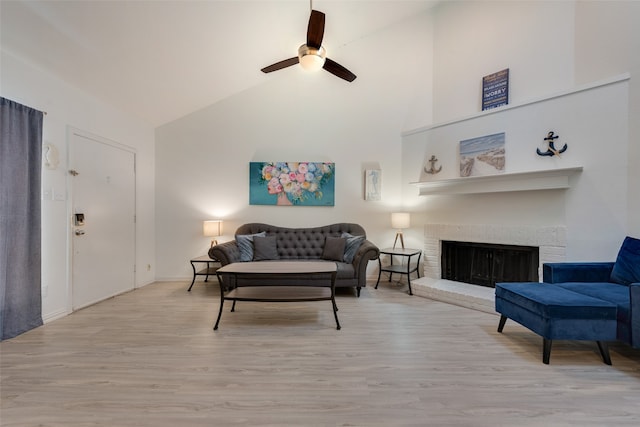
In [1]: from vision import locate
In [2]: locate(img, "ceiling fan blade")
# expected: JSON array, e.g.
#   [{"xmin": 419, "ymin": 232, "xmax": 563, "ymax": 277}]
[
  {"xmin": 307, "ymin": 10, "xmax": 325, "ymax": 48},
  {"xmin": 261, "ymin": 57, "xmax": 299, "ymax": 73},
  {"xmin": 323, "ymin": 58, "xmax": 357, "ymax": 82}
]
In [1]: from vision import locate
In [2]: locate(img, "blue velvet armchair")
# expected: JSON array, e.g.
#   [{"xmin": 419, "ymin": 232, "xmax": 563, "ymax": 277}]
[{"xmin": 543, "ymin": 236, "xmax": 640, "ymax": 348}]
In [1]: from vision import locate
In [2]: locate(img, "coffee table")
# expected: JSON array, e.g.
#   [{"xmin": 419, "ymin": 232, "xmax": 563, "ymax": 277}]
[{"xmin": 214, "ymin": 261, "xmax": 340, "ymax": 330}]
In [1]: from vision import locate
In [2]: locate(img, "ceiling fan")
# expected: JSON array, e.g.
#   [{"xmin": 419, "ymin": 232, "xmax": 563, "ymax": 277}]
[{"xmin": 260, "ymin": 5, "xmax": 357, "ymax": 82}]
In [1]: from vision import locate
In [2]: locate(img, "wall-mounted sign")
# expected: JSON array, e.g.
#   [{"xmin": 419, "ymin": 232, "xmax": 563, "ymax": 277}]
[{"xmin": 482, "ymin": 68, "xmax": 509, "ymax": 111}]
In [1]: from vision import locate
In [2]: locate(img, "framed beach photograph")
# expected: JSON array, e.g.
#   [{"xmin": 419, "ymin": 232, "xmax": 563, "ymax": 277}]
[
  {"xmin": 249, "ymin": 162, "xmax": 335, "ymax": 206},
  {"xmin": 459, "ymin": 132, "xmax": 505, "ymax": 177}
]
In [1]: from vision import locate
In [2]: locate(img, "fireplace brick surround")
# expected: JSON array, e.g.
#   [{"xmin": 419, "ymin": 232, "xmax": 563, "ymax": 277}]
[
  {"xmin": 411, "ymin": 223, "xmax": 567, "ymax": 313},
  {"xmin": 424, "ymin": 223, "xmax": 567, "ymax": 280}
]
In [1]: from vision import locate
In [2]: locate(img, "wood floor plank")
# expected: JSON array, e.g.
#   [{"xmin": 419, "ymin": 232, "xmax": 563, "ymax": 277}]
[{"xmin": 1, "ymin": 280, "xmax": 640, "ymax": 426}]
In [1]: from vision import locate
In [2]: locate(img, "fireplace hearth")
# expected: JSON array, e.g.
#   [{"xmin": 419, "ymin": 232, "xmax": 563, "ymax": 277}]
[{"xmin": 441, "ymin": 241, "xmax": 539, "ymax": 288}]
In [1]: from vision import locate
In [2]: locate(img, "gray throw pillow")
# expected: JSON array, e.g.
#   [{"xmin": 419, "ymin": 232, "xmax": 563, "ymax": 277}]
[
  {"xmin": 236, "ymin": 231, "xmax": 266, "ymax": 262},
  {"xmin": 342, "ymin": 232, "xmax": 365, "ymax": 263},
  {"xmin": 322, "ymin": 236, "xmax": 346, "ymax": 261},
  {"xmin": 253, "ymin": 235, "xmax": 279, "ymax": 261}
]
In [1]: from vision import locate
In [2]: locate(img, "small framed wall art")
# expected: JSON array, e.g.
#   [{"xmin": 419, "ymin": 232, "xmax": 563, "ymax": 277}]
[{"xmin": 364, "ymin": 169, "xmax": 381, "ymax": 201}]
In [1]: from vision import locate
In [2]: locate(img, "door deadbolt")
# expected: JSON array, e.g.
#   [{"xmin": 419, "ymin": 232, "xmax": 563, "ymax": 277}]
[{"xmin": 74, "ymin": 213, "xmax": 85, "ymax": 226}]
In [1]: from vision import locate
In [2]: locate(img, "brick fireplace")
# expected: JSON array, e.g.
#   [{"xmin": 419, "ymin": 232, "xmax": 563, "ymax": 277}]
[{"xmin": 412, "ymin": 223, "xmax": 567, "ymax": 313}]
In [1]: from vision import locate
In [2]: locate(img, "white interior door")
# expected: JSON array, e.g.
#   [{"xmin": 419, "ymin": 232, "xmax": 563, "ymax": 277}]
[{"xmin": 69, "ymin": 129, "xmax": 136, "ymax": 310}]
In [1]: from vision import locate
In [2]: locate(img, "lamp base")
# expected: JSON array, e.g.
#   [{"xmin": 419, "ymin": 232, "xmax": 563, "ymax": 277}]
[
  {"xmin": 393, "ymin": 232, "xmax": 405, "ymax": 249},
  {"xmin": 210, "ymin": 239, "xmax": 218, "ymax": 248}
]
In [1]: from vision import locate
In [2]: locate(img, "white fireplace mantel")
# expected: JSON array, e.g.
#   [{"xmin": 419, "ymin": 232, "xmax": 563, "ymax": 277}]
[{"xmin": 411, "ymin": 166, "xmax": 583, "ymax": 195}]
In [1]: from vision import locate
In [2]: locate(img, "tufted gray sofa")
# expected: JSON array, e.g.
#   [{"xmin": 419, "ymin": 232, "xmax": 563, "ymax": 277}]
[{"xmin": 209, "ymin": 223, "xmax": 379, "ymax": 297}]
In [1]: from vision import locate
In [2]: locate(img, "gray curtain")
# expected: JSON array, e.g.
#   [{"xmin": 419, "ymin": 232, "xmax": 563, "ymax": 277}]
[{"xmin": 0, "ymin": 97, "xmax": 44, "ymax": 340}]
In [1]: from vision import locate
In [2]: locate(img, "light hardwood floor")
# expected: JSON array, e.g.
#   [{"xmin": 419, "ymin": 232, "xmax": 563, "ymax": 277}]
[{"xmin": 2, "ymin": 279, "xmax": 640, "ymax": 426}]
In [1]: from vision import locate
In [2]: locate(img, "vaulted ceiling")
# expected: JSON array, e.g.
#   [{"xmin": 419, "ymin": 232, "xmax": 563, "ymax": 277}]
[{"xmin": 1, "ymin": 0, "xmax": 438, "ymax": 126}]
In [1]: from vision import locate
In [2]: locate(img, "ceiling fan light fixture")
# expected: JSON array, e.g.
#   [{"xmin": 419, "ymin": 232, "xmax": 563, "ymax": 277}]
[{"xmin": 298, "ymin": 44, "xmax": 326, "ymax": 72}]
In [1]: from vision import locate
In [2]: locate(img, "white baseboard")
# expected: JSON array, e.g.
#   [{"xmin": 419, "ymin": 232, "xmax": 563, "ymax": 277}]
[
  {"xmin": 154, "ymin": 276, "xmax": 193, "ymax": 282},
  {"xmin": 43, "ymin": 308, "xmax": 70, "ymax": 323}
]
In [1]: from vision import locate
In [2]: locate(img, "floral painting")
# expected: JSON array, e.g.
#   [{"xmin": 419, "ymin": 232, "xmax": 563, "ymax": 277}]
[{"xmin": 249, "ymin": 162, "xmax": 335, "ymax": 206}]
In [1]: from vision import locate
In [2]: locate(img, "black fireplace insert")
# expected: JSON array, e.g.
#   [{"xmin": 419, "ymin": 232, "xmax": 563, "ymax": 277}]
[{"xmin": 441, "ymin": 240, "xmax": 539, "ymax": 287}]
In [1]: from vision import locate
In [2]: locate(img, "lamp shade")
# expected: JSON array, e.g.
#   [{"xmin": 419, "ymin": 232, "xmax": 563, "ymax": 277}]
[
  {"xmin": 391, "ymin": 212, "xmax": 410, "ymax": 229},
  {"xmin": 203, "ymin": 220, "xmax": 222, "ymax": 237}
]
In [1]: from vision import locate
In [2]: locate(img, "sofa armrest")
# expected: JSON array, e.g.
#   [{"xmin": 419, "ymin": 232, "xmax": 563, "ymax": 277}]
[
  {"xmin": 543, "ymin": 262, "xmax": 615, "ymax": 283},
  {"xmin": 352, "ymin": 240, "xmax": 380, "ymax": 287},
  {"xmin": 208, "ymin": 241, "xmax": 241, "ymax": 266},
  {"xmin": 630, "ymin": 283, "xmax": 640, "ymax": 348}
]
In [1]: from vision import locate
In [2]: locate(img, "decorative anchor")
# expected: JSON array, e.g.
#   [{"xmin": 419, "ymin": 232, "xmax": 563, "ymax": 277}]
[
  {"xmin": 537, "ymin": 131, "xmax": 567, "ymax": 157},
  {"xmin": 424, "ymin": 155, "xmax": 442, "ymax": 174}
]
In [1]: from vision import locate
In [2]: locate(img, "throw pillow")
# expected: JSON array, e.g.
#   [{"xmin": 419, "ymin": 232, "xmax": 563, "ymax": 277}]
[
  {"xmin": 236, "ymin": 231, "xmax": 266, "ymax": 262},
  {"xmin": 322, "ymin": 236, "xmax": 346, "ymax": 261},
  {"xmin": 342, "ymin": 232, "xmax": 365, "ymax": 263},
  {"xmin": 253, "ymin": 235, "xmax": 279, "ymax": 261},
  {"xmin": 610, "ymin": 236, "xmax": 640, "ymax": 285}
]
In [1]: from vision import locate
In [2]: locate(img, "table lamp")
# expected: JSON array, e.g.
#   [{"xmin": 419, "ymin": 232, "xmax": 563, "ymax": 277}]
[
  {"xmin": 203, "ymin": 220, "xmax": 222, "ymax": 248},
  {"xmin": 391, "ymin": 212, "xmax": 410, "ymax": 249}
]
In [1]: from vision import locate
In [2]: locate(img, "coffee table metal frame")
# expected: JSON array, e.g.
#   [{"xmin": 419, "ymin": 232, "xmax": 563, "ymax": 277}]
[{"xmin": 214, "ymin": 261, "xmax": 340, "ymax": 330}]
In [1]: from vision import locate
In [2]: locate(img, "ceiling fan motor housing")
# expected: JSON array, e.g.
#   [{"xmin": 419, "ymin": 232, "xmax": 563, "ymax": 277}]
[{"xmin": 298, "ymin": 44, "xmax": 326, "ymax": 71}]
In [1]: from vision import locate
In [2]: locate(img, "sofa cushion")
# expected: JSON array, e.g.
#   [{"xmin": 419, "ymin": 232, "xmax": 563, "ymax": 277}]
[
  {"xmin": 552, "ymin": 282, "xmax": 631, "ymax": 323},
  {"xmin": 322, "ymin": 237, "xmax": 346, "ymax": 261},
  {"xmin": 253, "ymin": 235, "xmax": 279, "ymax": 261},
  {"xmin": 495, "ymin": 282, "xmax": 617, "ymax": 320},
  {"xmin": 342, "ymin": 232, "xmax": 365, "ymax": 263},
  {"xmin": 236, "ymin": 231, "xmax": 266, "ymax": 262},
  {"xmin": 610, "ymin": 236, "xmax": 640, "ymax": 285}
]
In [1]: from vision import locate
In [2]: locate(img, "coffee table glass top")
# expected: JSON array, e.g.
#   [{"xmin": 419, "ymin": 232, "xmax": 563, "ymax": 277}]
[{"xmin": 217, "ymin": 261, "xmax": 337, "ymax": 274}]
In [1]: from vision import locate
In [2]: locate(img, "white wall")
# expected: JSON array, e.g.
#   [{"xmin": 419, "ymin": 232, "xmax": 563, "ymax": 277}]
[
  {"xmin": 630, "ymin": 1, "xmax": 640, "ymax": 234},
  {"xmin": 154, "ymin": 12, "xmax": 434, "ymax": 280},
  {"xmin": 431, "ymin": 0, "xmax": 575, "ymax": 124},
  {"xmin": 402, "ymin": 0, "xmax": 639, "ymax": 263},
  {"xmin": 1, "ymin": 50, "xmax": 156, "ymax": 321},
  {"xmin": 573, "ymin": 0, "xmax": 640, "ymax": 235}
]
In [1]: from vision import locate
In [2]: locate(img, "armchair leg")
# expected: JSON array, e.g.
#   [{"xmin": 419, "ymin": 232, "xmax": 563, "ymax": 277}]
[
  {"xmin": 596, "ymin": 341, "xmax": 612, "ymax": 365},
  {"xmin": 543, "ymin": 338, "xmax": 552, "ymax": 364},
  {"xmin": 497, "ymin": 315, "xmax": 507, "ymax": 333}
]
